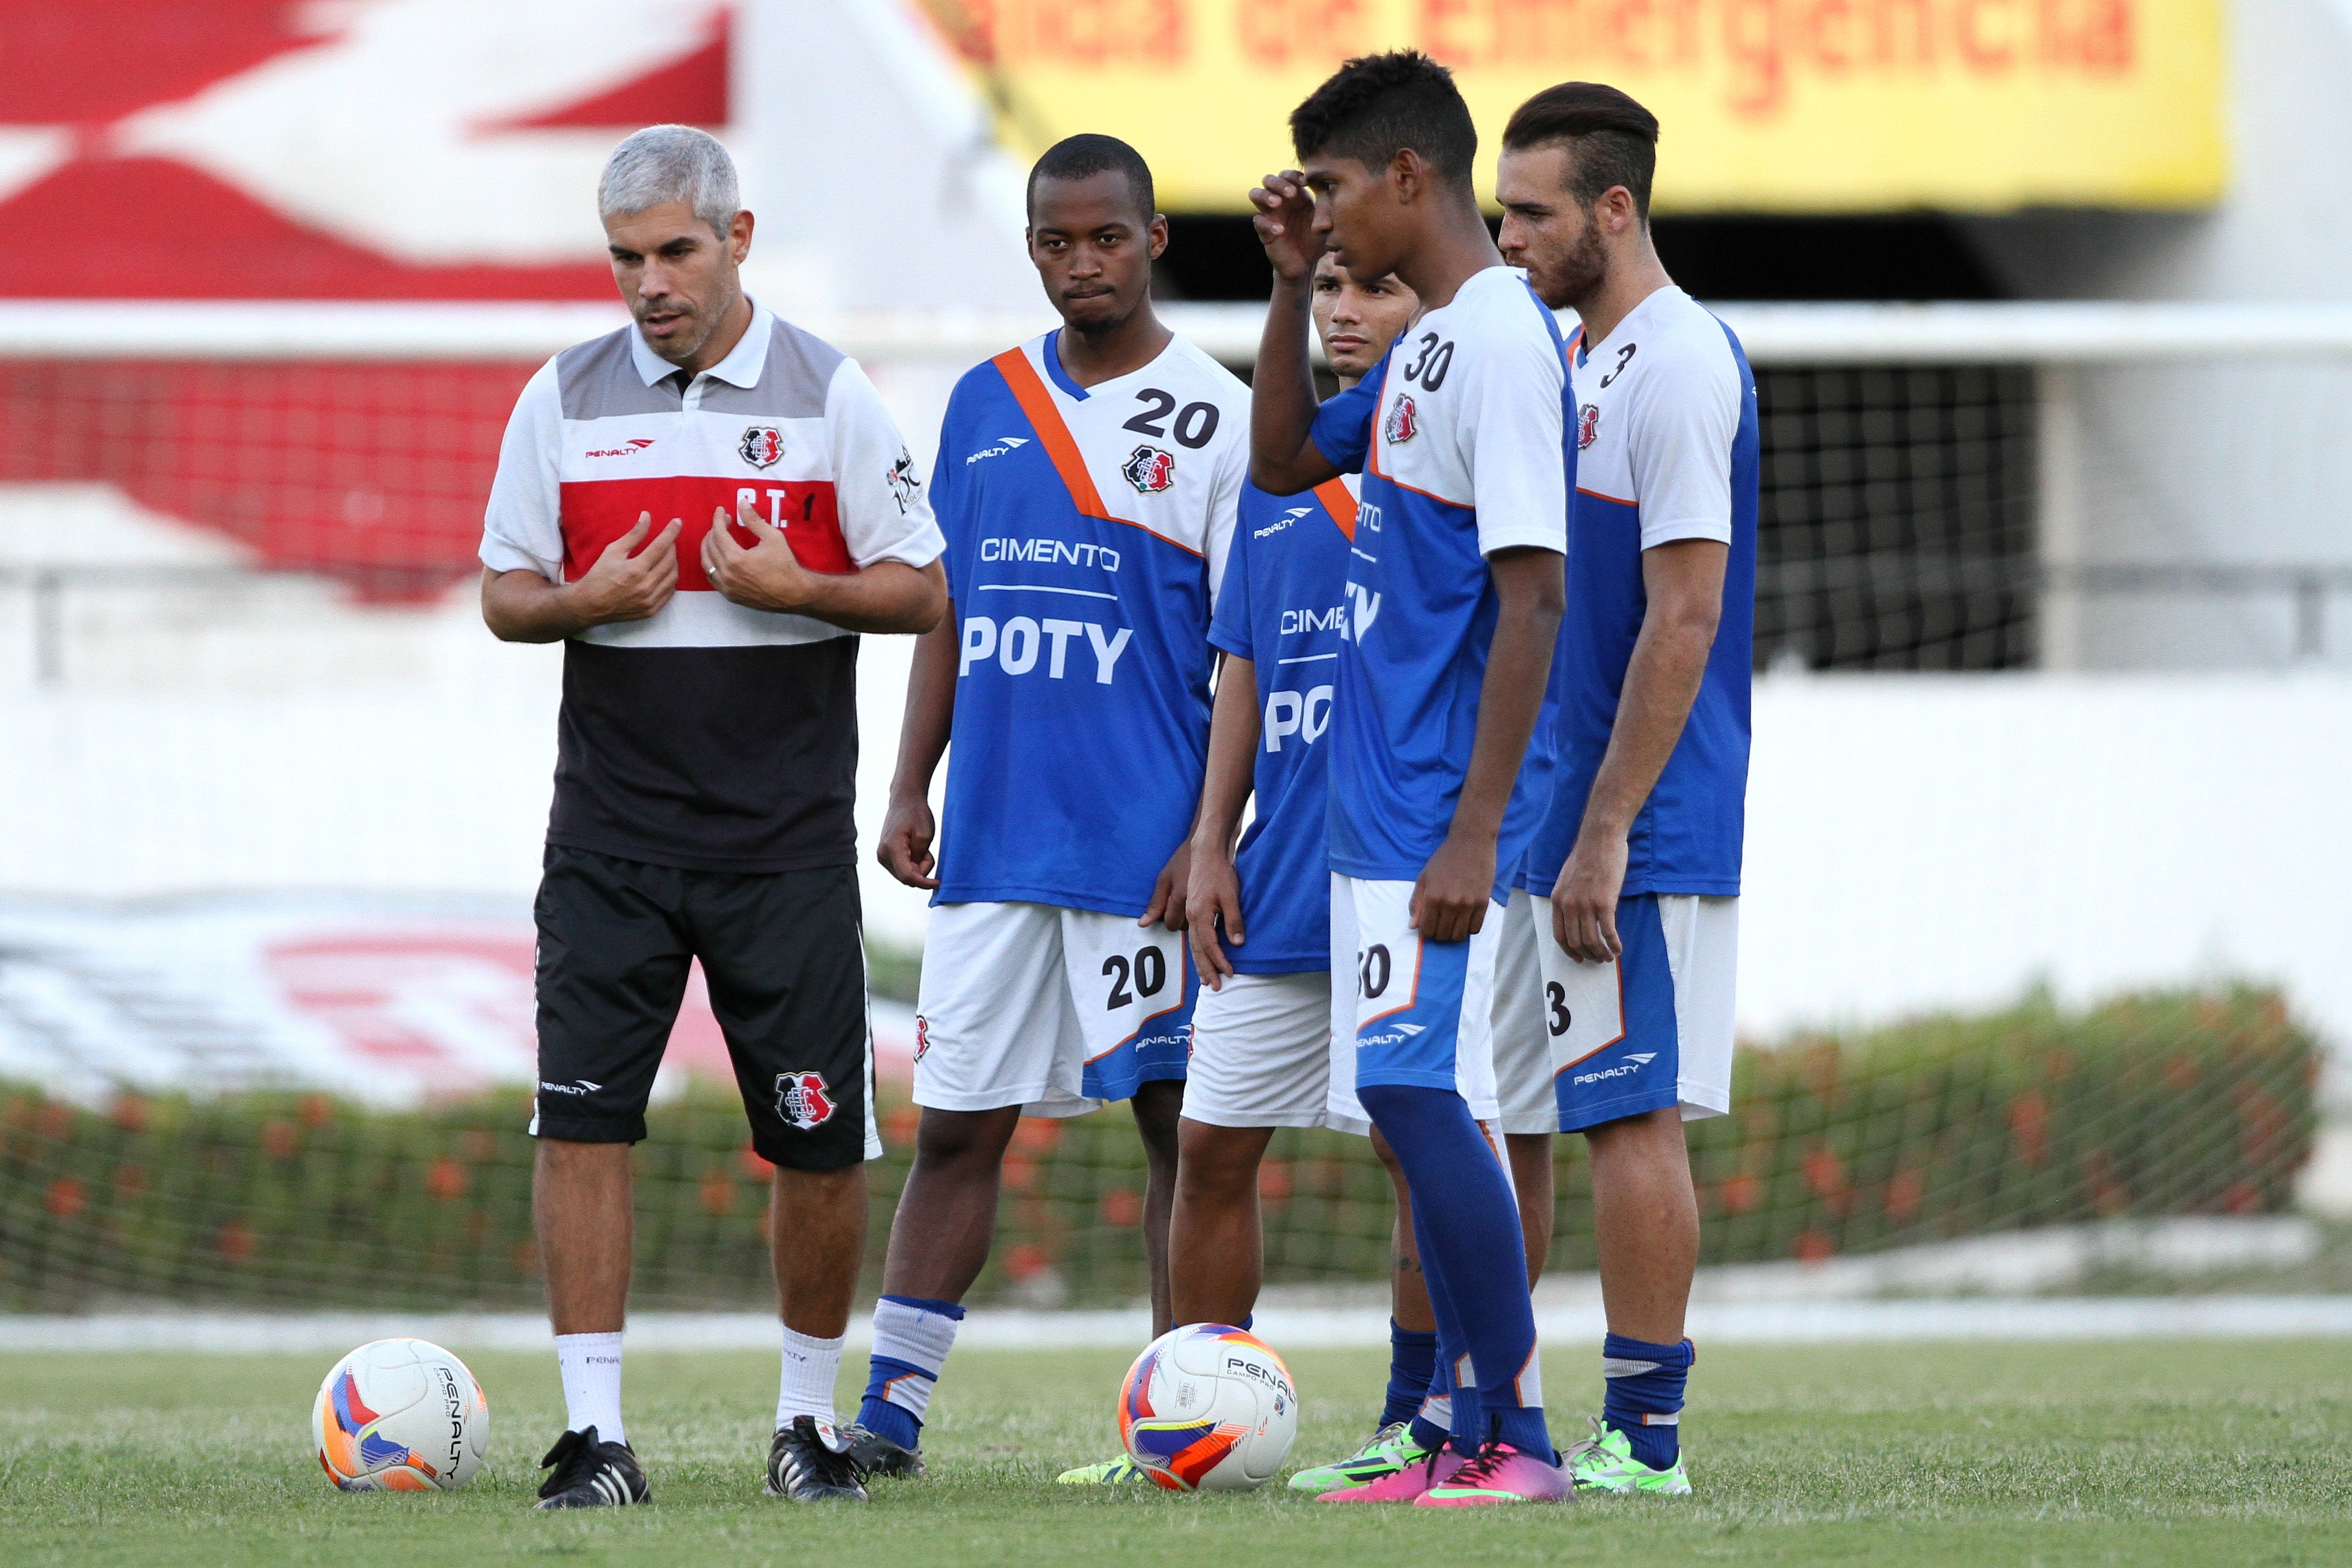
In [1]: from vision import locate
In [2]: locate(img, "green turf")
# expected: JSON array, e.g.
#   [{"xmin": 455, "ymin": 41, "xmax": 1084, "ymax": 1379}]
[{"xmin": 3, "ymin": 1340, "xmax": 2349, "ymax": 1566}]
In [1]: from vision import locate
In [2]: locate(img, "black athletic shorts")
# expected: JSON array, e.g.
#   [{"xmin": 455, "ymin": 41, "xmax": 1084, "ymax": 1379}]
[{"xmin": 528, "ymin": 846, "xmax": 876, "ymax": 1170}]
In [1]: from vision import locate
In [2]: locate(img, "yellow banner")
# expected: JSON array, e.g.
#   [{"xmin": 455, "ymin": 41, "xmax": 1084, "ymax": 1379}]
[{"xmin": 925, "ymin": 0, "xmax": 2225, "ymax": 213}]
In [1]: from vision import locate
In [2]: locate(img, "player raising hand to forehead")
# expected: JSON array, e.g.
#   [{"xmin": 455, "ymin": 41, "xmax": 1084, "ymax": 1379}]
[{"xmin": 1250, "ymin": 51, "xmax": 1574, "ymax": 1508}]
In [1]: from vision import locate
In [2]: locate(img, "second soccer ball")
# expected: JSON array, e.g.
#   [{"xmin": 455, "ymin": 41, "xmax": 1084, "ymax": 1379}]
[{"xmin": 1118, "ymin": 1323, "xmax": 1298, "ymax": 1491}]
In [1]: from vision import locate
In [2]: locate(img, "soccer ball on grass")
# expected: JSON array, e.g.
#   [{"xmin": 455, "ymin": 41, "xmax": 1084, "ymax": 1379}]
[
  {"xmin": 1118, "ymin": 1323, "xmax": 1297, "ymax": 1491},
  {"xmin": 313, "ymin": 1337, "xmax": 489, "ymax": 1491}
]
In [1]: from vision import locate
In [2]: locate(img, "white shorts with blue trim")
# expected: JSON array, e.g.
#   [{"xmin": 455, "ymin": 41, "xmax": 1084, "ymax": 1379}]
[
  {"xmin": 1326, "ymin": 874, "xmax": 1502, "ymax": 1135},
  {"xmin": 914, "ymin": 900, "xmax": 1193, "ymax": 1116},
  {"xmin": 1536, "ymin": 892, "xmax": 1738, "ymax": 1133},
  {"xmin": 1488, "ymin": 888, "xmax": 1567, "ymax": 1136}
]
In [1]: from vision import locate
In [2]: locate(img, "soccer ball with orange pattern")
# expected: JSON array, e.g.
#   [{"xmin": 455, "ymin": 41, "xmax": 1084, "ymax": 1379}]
[
  {"xmin": 313, "ymin": 1337, "xmax": 488, "ymax": 1491},
  {"xmin": 1118, "ymin": 1323, "xmax": 1298, "ymax": 1491}
]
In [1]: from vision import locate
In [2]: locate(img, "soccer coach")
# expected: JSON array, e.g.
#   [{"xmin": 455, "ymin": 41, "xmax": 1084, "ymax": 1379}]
[{"xmin": 478, "ymin": 125, "xmax": 946, "ymax": 1508}]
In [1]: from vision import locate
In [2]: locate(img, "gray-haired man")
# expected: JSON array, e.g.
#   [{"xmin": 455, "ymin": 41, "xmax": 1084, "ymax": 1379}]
[{"xmin": 479, "ymin": 124, "xmax": 947, "ymax": 1506}]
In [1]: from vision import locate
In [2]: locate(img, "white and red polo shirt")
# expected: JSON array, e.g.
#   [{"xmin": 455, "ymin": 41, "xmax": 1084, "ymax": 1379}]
[{"xmin": 481, "ymin": 299, "xmax": 944, "ymax": 873}]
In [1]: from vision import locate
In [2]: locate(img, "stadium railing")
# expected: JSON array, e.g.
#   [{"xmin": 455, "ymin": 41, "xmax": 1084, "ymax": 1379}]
[{"xmin": 5, "ymin": 299, "xmax": 2352, "ymax": 679}]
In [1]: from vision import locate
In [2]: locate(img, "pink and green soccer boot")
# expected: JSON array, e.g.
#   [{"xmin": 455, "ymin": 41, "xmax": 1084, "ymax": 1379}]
[{"xmin": 1414, "ymin": 1440, "xmax": 1570, "ymax": 1506}]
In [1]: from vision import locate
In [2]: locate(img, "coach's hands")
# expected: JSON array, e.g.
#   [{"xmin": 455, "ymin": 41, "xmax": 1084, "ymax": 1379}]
[
  {"xmin": 1549, "ymin": 830, "xmax": 1627, "ymax": 964},
  {"xmin": 564, "ymin": 512, "xmax": 681, "ymax": 625},
  {"xmin": 1411, "ymin": 830, "xmax": 1496, "ymax": 946},
  {"xmin": 1250, "ymin": 170, "xmax": 1324, "ymax": 283},
  {"xmin": 1186, "ymin": 841, "xmax": 1244, "ymax": 990},
  {"xmin": 704, "ymin": 493, "xmax": 823, "ymax": 612},
  {"xmin": 877, "ymin": 790, "xmax": 940, "ymax": 891},
  {"xmin": 1140, "ymin": 842, "xmax": 1191, "ymax": 933}
]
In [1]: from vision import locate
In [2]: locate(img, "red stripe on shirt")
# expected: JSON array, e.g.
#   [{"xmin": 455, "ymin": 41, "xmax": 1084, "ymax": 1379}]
[{"xmin": 559, "ymin": 476, "xmax": 849, "ymax": 586}]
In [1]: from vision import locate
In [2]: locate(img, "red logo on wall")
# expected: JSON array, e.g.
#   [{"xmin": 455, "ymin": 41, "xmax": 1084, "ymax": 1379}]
[{"xmin": 776, "ymin": 1071, "xmax": 836, "ymax": 1131}]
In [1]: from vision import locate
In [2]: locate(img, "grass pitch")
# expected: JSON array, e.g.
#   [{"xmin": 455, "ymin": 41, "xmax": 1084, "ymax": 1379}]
[{"xmin": 2, "ymin": 1338, "xmax": 2349, "ymax": 1567}]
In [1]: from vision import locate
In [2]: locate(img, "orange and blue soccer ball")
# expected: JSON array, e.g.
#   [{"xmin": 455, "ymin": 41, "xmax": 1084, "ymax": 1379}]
[
  {"xmin": 1118, "ymin": 1323, "xmax": 1298, "ymax": 1491},
  {"xmin": 313, "ymin": 1337, "xmax": 489, "ymax": 1491}
]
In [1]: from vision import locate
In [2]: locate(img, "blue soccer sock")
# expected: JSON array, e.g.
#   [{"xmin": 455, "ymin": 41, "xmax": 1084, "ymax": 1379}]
[
  {"xmin": 857, "ymin": 1294, "xmax": 964, "ymax": 1451},
  {"xmin": 1380, "ymin": 1322, "xmax": 1438, "ymax": 1430},
  {"xmin": 1602, "ymin": 1333, "xmax": 1693, "ymax": 1470},
  {"xmin": 1359, "ymin": 1083, "xmax": 1548, "ymax": 1457},
  {"xmin": 1409, "ymin": 1201, "xmax": 1485, "ymax": 1454}
]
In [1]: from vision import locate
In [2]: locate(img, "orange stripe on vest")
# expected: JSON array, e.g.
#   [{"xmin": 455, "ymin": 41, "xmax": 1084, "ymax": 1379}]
[
  {"xmin": 992, "ymin": 347, "xmax": 1114, "ymax": 522},
  {"xmin": 1313, "ymin": 477, "xmax": 1357, "ymax": 540}
]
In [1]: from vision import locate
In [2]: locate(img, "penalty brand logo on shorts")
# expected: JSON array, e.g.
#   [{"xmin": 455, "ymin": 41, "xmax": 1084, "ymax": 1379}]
[
  {"xmin": 1571, "ymin": 1051, "xmax": 1656, "ymax": 1087},
  {"xmin": 775, "ymin": 1071, "xmax": 836, "ymax": 1130},
  {"xmin": 739, "ymin": 425, "xmax": 783, "ymax": 468},
  {"xmin": 1122, "ymin": 444, "xmax": 1175, "ymax": 493}
]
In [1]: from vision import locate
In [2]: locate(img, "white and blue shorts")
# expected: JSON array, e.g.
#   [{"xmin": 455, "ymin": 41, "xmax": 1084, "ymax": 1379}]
[
  {"xmin": 1326, "ymin": 874, "xmax": 1502, "ymax": 1134},
  {"xmin": 1535, "ymin": 892, "xmax": 1739, "ymax": 1133},
  {"xmin": 914, "ymin": 901, "xmax": 1192, "ymax": 1116},
  {"xmin": 1487, "ymin": 888, "xmax": 1569, "ymax": 1136}
]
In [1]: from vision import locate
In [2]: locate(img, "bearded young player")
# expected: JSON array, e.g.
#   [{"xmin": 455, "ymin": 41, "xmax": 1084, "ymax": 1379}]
[
  {"xmin": 1251, "ymin": 51, "xmax": 1573, "ymax": 1506},
  {"xmin": 1498, "ymin": 83, "xmax": 1760, "ymax": 1496},
  {"xmin": 1173, "ymin": 253, "xmax": 1563, "ymax": 1497},
  {"xmin": 851, "ymin": 135, "xmax": 1248, "ymax": 1483}
]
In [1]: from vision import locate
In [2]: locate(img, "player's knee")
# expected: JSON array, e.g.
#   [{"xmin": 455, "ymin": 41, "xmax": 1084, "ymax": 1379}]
[
  {"xmin": 909, "ymin": 1106, "xmax": 1022, "ymax": 1170},
  {"xmin": 1583, "ymin": 1104, "xmax": 1685, "ymax": 1161},
  {"xmin": 1369, "ymin": 1126, "xmax": 1405, "ymax": 1180},
  {"xmin": 1176, "ymin": 1121, "xmax": 1268, "ymax": 1195}
]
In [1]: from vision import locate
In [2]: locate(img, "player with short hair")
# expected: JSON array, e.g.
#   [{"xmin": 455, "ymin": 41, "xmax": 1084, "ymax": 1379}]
[
  {"xmin": 1497, "ymin": 82, "xmax": 1760, "ymax": 1496},
  {"xmin": 1175, "ymin": 253, "xmax": 1563, "ymax": 1496},
  {"xmin": 480, "ymin": 124, "xmax": 947, "ymax": 1508},
  {"xmin": 1250, "ymin": 51, "xmax": 1573, "ymax": 1506},
  {"xmin": 851, "ymin": 134, "xmax": 1249, "ymax": 1483}
]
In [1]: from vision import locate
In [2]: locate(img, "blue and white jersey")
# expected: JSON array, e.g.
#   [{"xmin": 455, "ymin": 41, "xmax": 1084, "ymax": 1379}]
[
  {"xmin": 932, "ymin": 330, "xmax": 1250, "ymax": 916},
  {"xmin": 1523, "ymin": 285, "xmax": 1759, "ymax": 897},
  {"xmin": 1306, "ymin": 266, "xmax": 1572, "ymax": 890},
  {"xmin": 1207, "ymin": 475, "xmax": 1358, "ymax": 972}
]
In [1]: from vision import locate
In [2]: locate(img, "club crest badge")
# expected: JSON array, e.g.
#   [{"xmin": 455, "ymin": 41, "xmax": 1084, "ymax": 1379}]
[
  {"xmin": 740, "ymin": 425, "xmax": 783, "ymax": 468},
  {"xmin": 1578, "ymin": 403, "xmax": 1601, "ymax": 450},
  {"xmin": 1383, "ymin": 395, "xmax": 1418, "ymax": 445},
  {"xmin": 1122, "ymin": 445, "xmax": 1176, "ymax": 494},
  {"xmin": 886, "ymin": 449, "xmax": 920, "ymax": 511},
  {"xmin": 775, "ymin": 1071, "xmax": 836, "ymax": 1131},
  {"xmin": 913, "ymin": 1015, "xmax": 930, "ymax": 1064}
]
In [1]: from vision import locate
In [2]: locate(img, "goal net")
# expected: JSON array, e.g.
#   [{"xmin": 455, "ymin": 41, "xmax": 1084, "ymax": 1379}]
[{"xmin": 0, "ymin": 300, "xmax": 2339, "ymax": 1312}]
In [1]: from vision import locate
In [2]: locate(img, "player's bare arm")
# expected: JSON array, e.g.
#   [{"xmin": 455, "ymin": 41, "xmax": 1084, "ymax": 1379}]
[
  {"xmin": 480, "ymin": 512, "xmax": 682, "ymax": 642},
  {"xmin": 702, "ymin": 494, "xmax": 946, "ymax": 633},
  {"xmin": 877, "ymin": 606, "xmax": 960, "ymax": 890},
  {"xmin": 1551, "ymin": 538, "xmax": 1727, "ymax": 962},
  {"xmin": 1247, "ymin": 172, "xmax": 1342, "ymax": 494},
  {"xmin": 1184, "ymin": 651, "xmax": 1263, "ymax": 987},
  {"xmin": 1413, "ymin": 545, "xmax": 1565, "ymax": 944}
]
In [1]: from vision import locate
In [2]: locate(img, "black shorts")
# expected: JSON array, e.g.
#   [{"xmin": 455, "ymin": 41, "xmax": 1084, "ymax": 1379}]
[{"xmin": 529, "ymin": 846, "xmax": 876, "ymax": 1170}]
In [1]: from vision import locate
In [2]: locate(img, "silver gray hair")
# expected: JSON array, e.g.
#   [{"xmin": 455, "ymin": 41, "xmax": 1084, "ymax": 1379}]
[{"xmin": 598, "ymin": 124, "xmax": 740, "ymax": 236}]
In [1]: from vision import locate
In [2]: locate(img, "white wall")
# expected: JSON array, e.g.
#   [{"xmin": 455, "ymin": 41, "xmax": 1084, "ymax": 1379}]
[
  {"xmin": 1966, "ymin": 0, "xmax": 2352, "ymax": 671},
  {"xmin": 7, "ymin": 586, "xmax": 2348, "ymax": 1051}
]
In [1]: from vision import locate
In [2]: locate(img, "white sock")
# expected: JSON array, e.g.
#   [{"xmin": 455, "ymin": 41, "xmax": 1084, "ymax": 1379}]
[
  {"xmin": 778, "ymin": 1325, "xmax": 847, "ymax": 1435},
  {"xmin": 869, "ymin": 1296, "xmax": 964, "ymax": 1427},
  {"xmin": 556, "ymin": 1331, "xmax": 625, "ymax": 1444}
]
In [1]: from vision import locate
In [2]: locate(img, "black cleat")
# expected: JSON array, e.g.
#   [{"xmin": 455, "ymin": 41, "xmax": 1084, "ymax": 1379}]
[
  {"xmin": 766, "ymin": 1415, "xmax": 869, "ymax": 1501},
  {"xmin": 535, "ymin": 1425, "xmax": 649, "ymax": 1509},
  {"xmin": 841, "ymin": 1422, "xmax": 926, "ymax": 1478}
]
